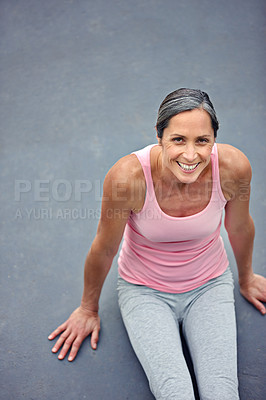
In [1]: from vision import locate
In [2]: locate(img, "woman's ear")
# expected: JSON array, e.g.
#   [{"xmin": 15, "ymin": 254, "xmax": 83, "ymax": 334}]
[
  {"xmin": 157, "ymin": 135, "xmax": 162, "ymax": 146},
  {"xmin": 155, "ymin": 126, "xmax": 162, "ymax": 145}
]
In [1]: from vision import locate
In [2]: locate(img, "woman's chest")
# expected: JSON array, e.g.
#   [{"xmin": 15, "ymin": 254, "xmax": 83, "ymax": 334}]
[{"xmin": 153, "ymin": 179, "xmax": 213, "ymax": 217}]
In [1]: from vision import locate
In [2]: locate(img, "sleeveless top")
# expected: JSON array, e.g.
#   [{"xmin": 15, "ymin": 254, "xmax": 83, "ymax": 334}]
[{"xmin": 118, "ymin": 143, "xmax": 229, "ymax": 293}]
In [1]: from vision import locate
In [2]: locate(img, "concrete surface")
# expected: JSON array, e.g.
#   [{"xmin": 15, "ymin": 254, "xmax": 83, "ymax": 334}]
[{"xmin": 0, "ymin": 0, "xmax": 265, "ymax": 399}]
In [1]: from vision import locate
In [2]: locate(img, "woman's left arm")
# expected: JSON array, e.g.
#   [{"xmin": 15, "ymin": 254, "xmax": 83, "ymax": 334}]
[{"xmin": 224, "ymin": 150, "xmax": 266, "ymax": 315}]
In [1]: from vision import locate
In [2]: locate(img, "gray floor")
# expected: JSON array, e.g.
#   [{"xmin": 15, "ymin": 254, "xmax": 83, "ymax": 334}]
[{"xmin": 1, "ymin": 0, "xmax": 265, "ymax": 399}]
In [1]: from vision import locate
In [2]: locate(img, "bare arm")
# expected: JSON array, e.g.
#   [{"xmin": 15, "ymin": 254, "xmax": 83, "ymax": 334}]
[
  {"xmin": 224, "ymin": 149, "xmax": 266, "ymax": 314},
  {"xmin": 80, "ymin": 174, "xmax": 132, "ymax": 313},
  {"xmin": 48, "ymin": 155, "xmax": 143, "ymax": 360}
]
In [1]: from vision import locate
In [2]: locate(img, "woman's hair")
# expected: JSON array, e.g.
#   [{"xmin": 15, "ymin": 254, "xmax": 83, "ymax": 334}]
[{"xmin": 156, "ymin": 88, "xmax": 219, "ymax": 138}]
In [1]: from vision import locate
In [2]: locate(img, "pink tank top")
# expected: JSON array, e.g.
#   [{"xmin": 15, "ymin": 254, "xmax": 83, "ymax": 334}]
[{"xmin": 118, "ymin": 143, "xmax": 229, "ymax": 293}]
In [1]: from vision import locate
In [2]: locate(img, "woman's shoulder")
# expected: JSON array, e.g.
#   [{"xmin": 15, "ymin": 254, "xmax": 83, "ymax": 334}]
[
  {"xmin": 216, "ymin": 143, "xmax": 252, "ymax": 200},
  {"xmin": 217, "ymin": 143, "xmax": 252, "ymax": 180},
  {"xmin": 106, "ymin": 152, "xmax": 145, "ymax": 182},
  {"xmin": 103, "ymin": 152, "xmax": 146, "ymax": 210}
]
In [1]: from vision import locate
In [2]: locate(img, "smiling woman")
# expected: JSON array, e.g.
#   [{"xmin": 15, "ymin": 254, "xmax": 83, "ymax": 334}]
[
  {"xmin": 49, "ymin": 88, "xmax": 266, "ymax": 400},
  {"xmin": 157, "ymin": 108, "xmax": 215, "ymax": 184}
]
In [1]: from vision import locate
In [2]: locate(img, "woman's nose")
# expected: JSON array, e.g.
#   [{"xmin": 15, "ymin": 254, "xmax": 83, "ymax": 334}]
[{"xmin": 183, "ymin": 145, "xmax": 197, "ymax": 162}]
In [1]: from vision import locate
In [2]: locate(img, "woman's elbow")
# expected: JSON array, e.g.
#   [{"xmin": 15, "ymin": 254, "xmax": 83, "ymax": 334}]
[{"xmin": 225, "ymin": 214, "xmax": 255, "ymax": 237}]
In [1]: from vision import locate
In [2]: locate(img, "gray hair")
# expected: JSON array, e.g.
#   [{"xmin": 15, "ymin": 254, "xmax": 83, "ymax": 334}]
[{"xmin": 156, "ymin": 88, "xmax": 219, "ymax": 138}]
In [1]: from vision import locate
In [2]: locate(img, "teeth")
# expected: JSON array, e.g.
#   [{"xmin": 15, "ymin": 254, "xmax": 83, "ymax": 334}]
[{"xmin": 178, "ymin": 162, "xmax": 199, "ymax": 171}]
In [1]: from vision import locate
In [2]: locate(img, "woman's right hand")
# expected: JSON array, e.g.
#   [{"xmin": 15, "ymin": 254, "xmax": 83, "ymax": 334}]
[{"xmin": 48, "ymin": 306, "xmax": 100, "ymax": 361}]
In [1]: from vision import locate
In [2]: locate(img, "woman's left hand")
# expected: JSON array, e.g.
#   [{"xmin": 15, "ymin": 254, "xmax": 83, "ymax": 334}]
[{"xmin": 240, "ymin": 273, "xmax": 266, "ymax": 315}]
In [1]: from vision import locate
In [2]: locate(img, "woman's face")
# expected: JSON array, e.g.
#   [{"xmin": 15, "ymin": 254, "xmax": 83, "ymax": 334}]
[{"xmin": 157, "ymin": 108, "xmax": 215, "ymax": 184}]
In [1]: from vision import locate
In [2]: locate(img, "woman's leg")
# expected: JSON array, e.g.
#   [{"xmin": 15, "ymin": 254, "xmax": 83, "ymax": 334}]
[
  {"xmin": 182, "ymin": 269, "xmax": 239, "ymax": 400},
  {"xmin": 117, "ymin": 278, "xmax": 195, "ymax": 400}
]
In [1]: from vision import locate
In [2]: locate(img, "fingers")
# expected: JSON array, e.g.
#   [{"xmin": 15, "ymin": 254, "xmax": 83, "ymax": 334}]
[
  {"xmin": 68, "ymin": 337, "xmax": 84, "ymax": 361},
  {"xmin": 240, "ymin": 280, "xmax": 266, "ymax": 315},
  {"xmin": 51, "ymin": 328, "xmax": 71, "ymax": 357},
  {"xmin": 91, "ymin": 327, "xmax": 100, "ymax": 350},
  {"xmin": 52, "ymin": 332, "xmax": 96, "ymax": 361},
  {"xmin": 50, "ymin": 329, "xmax": 99, "ymax": 361},
  {"xmin": 249, "ymin": 297, "xmax": 266, "ymax": 315},
  {"xmin": 48, "ymin": 322, "xmax": 68, "ymax": 340},
  {"xmin": 51, "ymin": 331, "xmax": 82, "ymax": 361},
  {"xmin": 58, "ymin": 333, "xmax": 77, "ymax": 361}
]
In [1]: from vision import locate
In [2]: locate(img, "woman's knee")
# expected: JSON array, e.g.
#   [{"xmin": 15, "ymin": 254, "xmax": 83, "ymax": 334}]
[
  {"xmin": 151, "ymin": 375, "xmax": 195, "ymax": 400},
  {"xmin": 198, "ymin": 377, "xmax": 239, "ymax": 400}
]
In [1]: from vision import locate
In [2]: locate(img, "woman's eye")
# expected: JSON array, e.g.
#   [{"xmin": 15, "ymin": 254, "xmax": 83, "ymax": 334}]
[
  {"xmin": 198, "ymin": 138, "xmax": 209, "ymax": 143},
  {"xmin": 173, "ymin": 137, "xmax": 183, "ymax": 143},
  {"xmin": 172, "ymin": 137, "xmax": 209, "ymax": 144}
]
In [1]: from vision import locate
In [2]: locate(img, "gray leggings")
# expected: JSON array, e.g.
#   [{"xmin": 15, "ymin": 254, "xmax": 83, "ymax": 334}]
[{"xmin": 117, "ymin": 267, "xmax": 239, "ymax": 400}]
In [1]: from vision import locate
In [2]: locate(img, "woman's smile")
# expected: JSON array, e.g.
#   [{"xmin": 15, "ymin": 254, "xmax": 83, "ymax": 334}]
[{"xmin": 176, "ymin": 161, "xmax": 200, "ymax": 172}]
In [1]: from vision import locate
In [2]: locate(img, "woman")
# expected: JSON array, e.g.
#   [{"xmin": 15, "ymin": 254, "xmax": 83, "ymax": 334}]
[{"xmin": 49, "ymin": 88, "xmax": 266, "ymax": 399}]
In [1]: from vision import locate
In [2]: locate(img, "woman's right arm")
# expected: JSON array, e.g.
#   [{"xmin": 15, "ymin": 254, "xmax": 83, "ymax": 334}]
[{"xmin": 48, "ymin": 155, "xmax": 141, "ymax": 361}]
